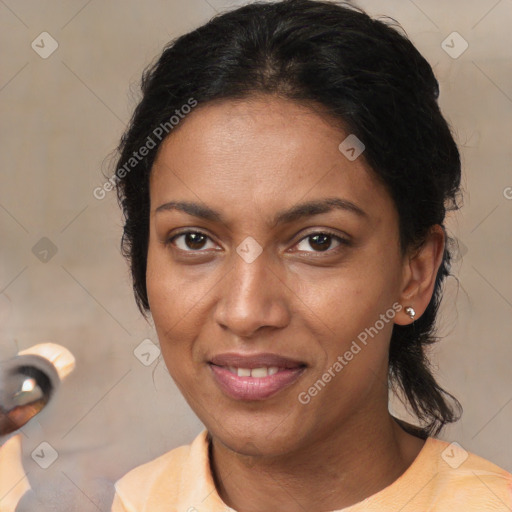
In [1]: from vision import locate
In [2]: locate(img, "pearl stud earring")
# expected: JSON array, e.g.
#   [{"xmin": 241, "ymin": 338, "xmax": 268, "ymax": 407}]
[{"xmin": 404, "ymin": 306, "xmax": 416, "ymax": 320}]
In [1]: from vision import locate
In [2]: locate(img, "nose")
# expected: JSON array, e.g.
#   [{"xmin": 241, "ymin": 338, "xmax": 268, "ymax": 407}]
[{"xmin": 213, "ymin": 250, "xmax": 291, "ymax": 338}]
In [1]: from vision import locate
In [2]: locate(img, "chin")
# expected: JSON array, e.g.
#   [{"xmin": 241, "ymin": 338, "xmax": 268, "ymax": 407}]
[{"xmin": 207, "ymin": 412, "xmax": 309, "ymax": 458}]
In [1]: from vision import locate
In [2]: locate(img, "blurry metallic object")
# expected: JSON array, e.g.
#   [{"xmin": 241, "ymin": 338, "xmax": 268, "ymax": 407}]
[
  {"xmin": 0, "ymin": 343, "xmax": 75, "ymax": 511},
  {"xmin": 0, "ymin": 343, "xmax": 75, "ymax": 436}
]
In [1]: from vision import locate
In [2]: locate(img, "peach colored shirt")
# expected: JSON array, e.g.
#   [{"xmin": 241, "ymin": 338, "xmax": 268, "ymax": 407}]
[
  {"xmin": 0, "ymin": 434, "xmax": 31, "ymax": 511},
  {"xmin": 111, "ymin": 429, "xmax": 512, "ymax": 511}
]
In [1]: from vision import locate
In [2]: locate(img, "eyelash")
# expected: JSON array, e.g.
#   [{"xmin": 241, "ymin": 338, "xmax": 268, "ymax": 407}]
[{"xmin": 166, "ymin": 229, "xmax": 350, "ymax": 255}]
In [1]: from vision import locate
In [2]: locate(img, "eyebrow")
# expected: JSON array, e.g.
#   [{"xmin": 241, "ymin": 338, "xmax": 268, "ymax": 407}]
[{"xmin": 155, "ymin": 197, "xmax": 367, "ymax": 227}]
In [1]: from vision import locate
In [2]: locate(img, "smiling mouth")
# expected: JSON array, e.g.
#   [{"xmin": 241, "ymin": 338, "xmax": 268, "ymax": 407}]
[{"xmin": 208, "ymin": 362, "xmax": 307, "ymax": 401}]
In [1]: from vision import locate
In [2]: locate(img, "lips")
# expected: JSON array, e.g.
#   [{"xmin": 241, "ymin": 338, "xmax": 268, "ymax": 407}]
[{"xmin": 208, "ymin": 352, "xmax": 307, "ymax": 401}]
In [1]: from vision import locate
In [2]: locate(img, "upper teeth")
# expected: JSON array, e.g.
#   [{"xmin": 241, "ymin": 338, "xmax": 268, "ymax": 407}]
[{"xmin": 229, "ymin": 367, "xmax": 279, "ymax": 377}]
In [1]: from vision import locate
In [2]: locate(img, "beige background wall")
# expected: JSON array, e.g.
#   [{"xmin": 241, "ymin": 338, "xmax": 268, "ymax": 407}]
[{"xmin": 0, "ymin": 0, "xmax": 511, "ymax": 510}]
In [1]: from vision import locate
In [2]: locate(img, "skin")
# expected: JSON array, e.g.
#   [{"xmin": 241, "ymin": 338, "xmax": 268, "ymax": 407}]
[{"xmin": 146, "ymin": 95, "xmax": 445, "ymax": 511}]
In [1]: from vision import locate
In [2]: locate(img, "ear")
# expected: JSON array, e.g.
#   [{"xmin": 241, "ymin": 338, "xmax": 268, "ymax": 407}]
[{"xmin": 395, "ymin": 225, "xmax": 445, "ymax": 326}]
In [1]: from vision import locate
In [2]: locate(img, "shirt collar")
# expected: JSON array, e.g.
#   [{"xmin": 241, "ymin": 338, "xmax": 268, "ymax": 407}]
[{"xmin": 176, "ymin": 429, "xmax": 236, "ymax": 512}]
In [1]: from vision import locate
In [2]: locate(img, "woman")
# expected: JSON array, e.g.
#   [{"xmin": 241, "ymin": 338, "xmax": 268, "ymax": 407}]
[{"xmin": 110, "ymin": 1, "xmax": 512, "ymax": 510}]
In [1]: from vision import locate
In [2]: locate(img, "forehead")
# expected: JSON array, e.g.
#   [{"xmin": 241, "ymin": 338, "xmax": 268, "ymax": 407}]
[{"xmin": 149, "ymin": 95, "xmax": 395, "ymax": 226}]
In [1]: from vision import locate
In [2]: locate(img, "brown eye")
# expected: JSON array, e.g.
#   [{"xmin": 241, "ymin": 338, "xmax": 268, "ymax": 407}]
[
  {"xmin": 295, "ymin": 231, "xmax": 348, "ymax": 254},
  {"xmin": 308, "ymin": 233, "xmax": 332, "ymax": 252},
  {"xmin": 168, "ymin": 231, "xmax": 216, "ymax": 251}
]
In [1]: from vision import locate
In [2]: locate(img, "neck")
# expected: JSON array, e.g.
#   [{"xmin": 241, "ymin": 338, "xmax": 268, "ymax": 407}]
[{"xmin": 209, "ymin": 413, "xmax": 426, "ymax": 512}]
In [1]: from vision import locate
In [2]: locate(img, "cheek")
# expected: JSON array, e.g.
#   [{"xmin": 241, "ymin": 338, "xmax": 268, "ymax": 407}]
[
  {"xmin": 146, "ymin": 242, "xmax": 208, "ymax": 331},
  {"xmin": 146, "ymin": 252, "xmax": 176, "ymax": 333},
  {"xmin": 303, "ymin": 258, "xmax": 398, "ymax": 327},
  {"xmin": 146, "ymin": 247, "xmax": 195, "ymax": 373},
  {"xmin": 300, "ymin": 282, "xmax": 398, "ymax": 412},
  {"xmin": 302, "ymin": 249, "xmax": 401, "ymax": 367},
  {"xmin": 314, "ymin": 287, "xmax": 393, "ymax": 372}
]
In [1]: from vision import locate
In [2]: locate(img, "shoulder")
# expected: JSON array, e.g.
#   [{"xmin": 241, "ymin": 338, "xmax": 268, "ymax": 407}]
[
  {"xmin": 426, "ymin": 438, "xmax": 512, "ymax": 507},
  {"xmin": 361, "ymin": 436, "xmax": 512, "ymax": 511},
  {"xmin": 114, "ymin": 443, "xmax": 190, "ymax": 494},
  {"xmin": 112, "ymin": 430, "xmax": 206, "ymax": 511}
]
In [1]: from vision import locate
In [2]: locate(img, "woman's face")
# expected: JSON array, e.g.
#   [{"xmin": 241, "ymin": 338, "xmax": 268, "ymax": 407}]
[{"xmin": 147, "ymin": 95, "xmax": 409, "ymax": 456}]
